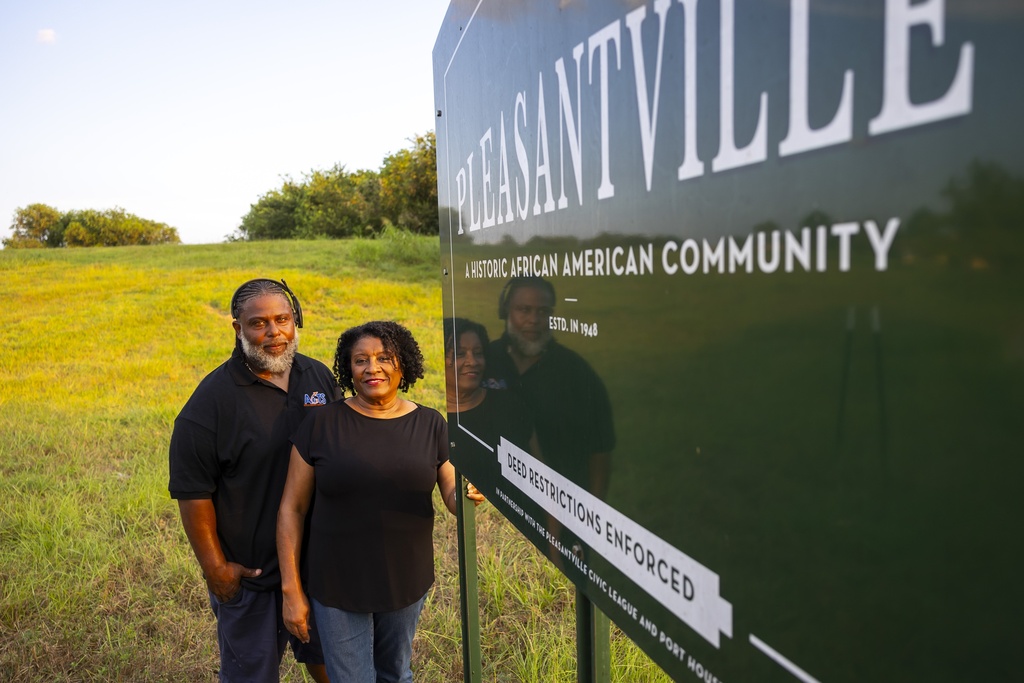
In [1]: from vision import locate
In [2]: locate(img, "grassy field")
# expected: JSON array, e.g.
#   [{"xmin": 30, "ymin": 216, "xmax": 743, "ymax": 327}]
[{"xmin": 0, "ymin": 235, "xmax": 669, "ymax": 682}]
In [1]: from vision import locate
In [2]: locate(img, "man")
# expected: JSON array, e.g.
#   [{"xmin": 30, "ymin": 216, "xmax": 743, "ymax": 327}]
[
  {"xmin": 169, "ymin": 278, "xmax": 339, "ymax": 682},
  {"xmin": 485, "ymin": 276, "xmax": 615, "ymax": 496},
  {"xmin": 484, "ymin": 276, "xmax": 616, "ymax": 671}
]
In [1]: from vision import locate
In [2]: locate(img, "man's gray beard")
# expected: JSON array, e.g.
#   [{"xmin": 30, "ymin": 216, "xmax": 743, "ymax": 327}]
[
  {"xmin": 240, "ymin": 331, "xmax": 299, "ymax": 375},
  {"xmin": 507, "ymin": 324, "xmax": 550, "ymax": 359}
]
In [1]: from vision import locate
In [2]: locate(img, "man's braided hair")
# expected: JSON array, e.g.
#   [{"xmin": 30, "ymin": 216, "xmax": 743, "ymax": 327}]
[{"xmin": 230, "ymin": 279, "xmax": 301, "ymax": 326}]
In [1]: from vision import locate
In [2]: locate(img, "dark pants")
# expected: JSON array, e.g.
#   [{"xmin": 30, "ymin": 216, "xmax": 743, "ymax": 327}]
[{"xmin": 209, "ymin": 586, "xmax": 324, "ymax": 682}]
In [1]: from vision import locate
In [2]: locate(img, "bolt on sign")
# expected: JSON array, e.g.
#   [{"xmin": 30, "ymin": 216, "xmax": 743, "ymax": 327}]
[{"xmin": 434, "ymin": 0, "xmax": 1022, "ymax": 680}]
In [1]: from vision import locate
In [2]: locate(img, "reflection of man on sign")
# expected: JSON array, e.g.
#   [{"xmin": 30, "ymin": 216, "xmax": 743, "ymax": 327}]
[{"xmin": 485, "ymin": 276, "xmax": 615, "ymax": 496}]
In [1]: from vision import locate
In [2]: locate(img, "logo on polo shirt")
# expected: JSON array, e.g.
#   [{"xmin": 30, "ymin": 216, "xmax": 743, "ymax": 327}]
[{"xmin": 304, "ymin": 391, "xmax": 327, "ymax": 406}]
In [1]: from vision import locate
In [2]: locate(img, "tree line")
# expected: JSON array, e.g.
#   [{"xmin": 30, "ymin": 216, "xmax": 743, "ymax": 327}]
[
  {"xmin": 231, "ymin": 131, "xmax": 438, "ymax": 241},
  {"xmin": 3, "ymin": 131, "xmax": 438, "ymax": 248},
  {"xmin": 2, "ymin": 204, "xmax": 180, "ymax": 249}
]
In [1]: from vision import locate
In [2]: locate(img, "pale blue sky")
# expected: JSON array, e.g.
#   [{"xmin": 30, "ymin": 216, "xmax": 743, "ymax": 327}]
[{"xmin": 0, "ymin": 0, "xmax": 452, "ymax": 244}]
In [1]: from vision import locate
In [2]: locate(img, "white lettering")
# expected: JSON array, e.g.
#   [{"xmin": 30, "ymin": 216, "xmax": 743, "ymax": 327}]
[
  {"xmin": 863, "ymin": 217, "xmax": 900, "ymax": 271},
  {"xmin": 757, "ymin": 230, "xmax": 780, "ymax": 273},
  {"xmin": 831, "ymin": 221, "xmax": 859, "ymax": 272},
  {"xmin": 662, "ymin": 240, "xmax": 679, "ymax": 275},
  {"xmin": 626, "ymin": 0, "xmax": 671, "ymax": 192},
  {"xmin": 703, "ymin": 238, "xmax": 725, "ymax": 274},
  {"xmin": 533, "ymin": 74, "xmax": 556, "ymax": 215},
  {"xmin": 870, "ymin": 0, "xmax": 974, "ymax": 135},
  {"xmin": 497, "ymin": 114, "xmax": 514, "ymax": 224},
  {"xmin": 466, "ymin": 152, "xmax": 481, "ymax": 232},
  {"xmin": 779, "ymin": 0, "xmax": 853, "ymax": 157},
  {"xmin": 816, "ymin": 225, "xmax": 827, "ymax": 272},
  {"xmin": 676, "ymin": 0, "xmax": 704, "ymax": 181},
  {"xmin": 681, "ymin": 239, "xmax": 700, "ymax": 274},
  {"xmin": 588, "ymin": 19, "xmax": 622, "ymax": 200},
  {"xmin": 555, "ymin": 45, "xmax": 585, "ymax": 209},
  {"xmin": 480, "ymin": 128, "xmax": 496, "ymax": 228},
  {"xmin": 514, "ymin": 91, "xmax": 531, "ymax": 220},
  {"xmin": 784, "ymin": 227, "xmax": 812, "ymax": 272},
  {"xmin": 729, "ymin": 234, "xmax": 753, "ymax": 273},
  {"xmin": 712, "ymin": 0, "xmax": 768, "ymax": 172},
  {"xmin": 455, "ymin": 167, "xmax": 467, "ymax": 235}
]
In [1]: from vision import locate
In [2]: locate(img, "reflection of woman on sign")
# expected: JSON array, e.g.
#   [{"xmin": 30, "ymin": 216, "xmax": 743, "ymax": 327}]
[
  {"xmin": 277, "ymin": 320, "xmax": 483, "ymax": 682},
  {"xmin": 444, "ymin": 317, "xmax": 537, "ymax": 465}
]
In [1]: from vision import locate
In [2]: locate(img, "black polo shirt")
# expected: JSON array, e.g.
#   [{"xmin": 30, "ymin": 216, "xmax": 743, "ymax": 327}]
[
  {"xmin": 169, "ymin": 348, "xmax": 340, "ymax": 591},
  {"xmin": 484, "ymin": 336, "xmax": 615, "ymax": 489}
]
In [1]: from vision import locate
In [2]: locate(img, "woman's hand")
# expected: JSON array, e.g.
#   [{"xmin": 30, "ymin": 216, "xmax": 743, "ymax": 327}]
[
  {"xmin": 466, "ymin": 482, "xmax": 486, "ymax": 506},
  {"xmin": 282, "ymin": 591, "xmax": 312, "ymax": 643},
  {"xmin": 277, "ymin": 447, "xmax": 316, "ymax": 643},
  {"xmin": 439, "ymin": 462, "xmax": 486, "ymax": 513}
]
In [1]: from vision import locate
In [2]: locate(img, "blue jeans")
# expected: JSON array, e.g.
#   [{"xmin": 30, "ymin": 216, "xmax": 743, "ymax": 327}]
[{"xmin": 312, "ymin": 594, "xmax": 427, "ymax": 683}]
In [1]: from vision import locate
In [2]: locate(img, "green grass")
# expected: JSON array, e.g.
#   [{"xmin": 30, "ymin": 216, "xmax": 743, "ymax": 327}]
[{"xmin": 0, "ymin": 236, "xmax": 669, "ymax": 681}]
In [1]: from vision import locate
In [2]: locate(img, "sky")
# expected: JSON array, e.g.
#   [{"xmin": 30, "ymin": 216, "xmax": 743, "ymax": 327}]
[{"xmin": 0, "ymin": 0, "xmax": 454, "ymax": 245}]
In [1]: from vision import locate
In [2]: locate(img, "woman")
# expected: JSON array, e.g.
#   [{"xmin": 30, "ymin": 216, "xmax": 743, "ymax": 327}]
[
  {"xmin": 277, "ymin": 320, "xmax": 482, "ymax": 682},
  {"xmin": 444, "ymin": 317, "xmax": 537, "ymax": 464},
  {"xmin": 444, "ymin": 317, "xmax": 489, "ymax": 415}
]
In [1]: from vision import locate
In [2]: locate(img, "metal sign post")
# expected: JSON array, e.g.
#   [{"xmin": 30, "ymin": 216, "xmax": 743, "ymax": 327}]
[{"xmin": 455, "ymin": 472, "xmax": 483, "ymax": 681}]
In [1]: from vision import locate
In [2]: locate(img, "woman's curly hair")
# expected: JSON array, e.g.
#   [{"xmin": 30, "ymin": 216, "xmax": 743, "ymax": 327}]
[
  {"xmin": 332, "ymin": 321, "xmax": 425, "ymax": 397},
  {"xmin": 442, "ymin": 317, "xmax": 491, "ymax": 357}
]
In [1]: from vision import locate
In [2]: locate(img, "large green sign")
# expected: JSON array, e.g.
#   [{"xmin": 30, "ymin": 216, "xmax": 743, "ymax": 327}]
[{"xmin": 434, "ymin": 1, "xmax": 1022, "ymax": 680}]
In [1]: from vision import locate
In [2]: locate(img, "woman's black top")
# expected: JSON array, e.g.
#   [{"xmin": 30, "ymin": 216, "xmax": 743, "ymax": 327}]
[{"xmin": 291, "ymin": 401, "xmax": 448, "ymax": 612}]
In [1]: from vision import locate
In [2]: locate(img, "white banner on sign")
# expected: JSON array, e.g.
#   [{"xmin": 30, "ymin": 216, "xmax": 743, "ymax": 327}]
[{"xmin": 498, "ymin": 437, "xmax": 733, "ymax": 647}]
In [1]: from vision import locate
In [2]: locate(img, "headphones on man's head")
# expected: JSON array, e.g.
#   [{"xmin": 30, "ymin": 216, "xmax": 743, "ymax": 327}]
[
  {"xmin": 497, "ymin": 277, "xmax": 556, "ymax": 320},
  {"xmin": 230, "ymin": 278, "xmax": 304, "ymax": 328}
]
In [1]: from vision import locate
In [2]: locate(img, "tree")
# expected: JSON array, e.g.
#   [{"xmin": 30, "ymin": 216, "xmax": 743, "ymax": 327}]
[
  {"xmin": 3, "ymin": 203, "xmax": 63, "ymax": 248},
  {"xmin": 235, "ymin": 167, "xmax": 384, "ymax": 241},
  {"xmin": 235, "ymin": 180, "xmax": 305, "ymax": 240},
  {"xmin": 942, "ymin": 160, "xmax": 1024, "ymax": 234},
  {"xmin": 231, "ymin": 131, "xmax": 439, "ymax": 241},
  {"xmin": 3, "ymin": 204, "xmax": 179, "ymax": 248},
  {"xmin": 380, "ymin": 132, "xmax": 438, "ymax": 235},
  {"xmin": 799, "ymin": 209, "xmax": 834, "ymax": 229},
  {"xmin": 902, "ymin": 161, "xmax": 1024, "ymax": 268},
  {"xmin": 295, "ymin": 166, "xmax": 382, "ymax": 238},
  {"xmin": 61, "ymin": 208, "xmax": 180, "ymax": 247}
]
